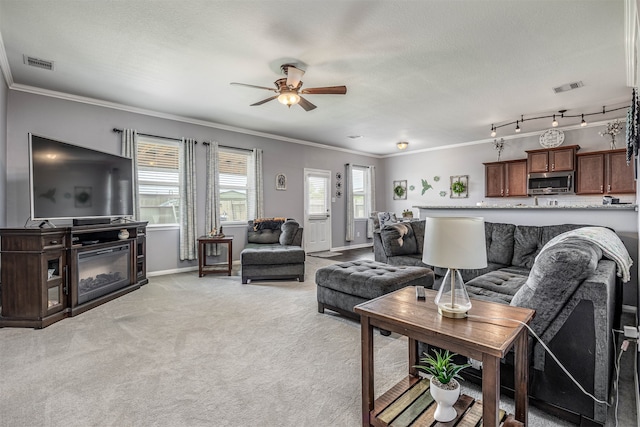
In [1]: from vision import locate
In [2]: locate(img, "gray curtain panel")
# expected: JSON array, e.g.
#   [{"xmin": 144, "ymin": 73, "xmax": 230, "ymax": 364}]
[
  {"xmin": 248, "ymin": 148, "xmax": 264, "ymax": 220},
  {"xmin": 205, "ymin": 141, "xmax": 221, "ymax": 256},
  {"xmin": 120, "ymin": 129, "xmax": 140, "ymax": 220},
  {"xmin": 345, "ymin": 163, "xmax": 354, "ymax": 241},
  {"xmin": 179, "ymin": 138, "xmax": 198, "ymax": 261},
  {"xmin": 367, "ymin": 165, "xmax": 376, "ymax": 238}
]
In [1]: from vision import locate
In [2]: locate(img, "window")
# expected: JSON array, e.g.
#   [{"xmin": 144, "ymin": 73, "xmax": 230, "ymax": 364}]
[
  {"xmin": 352, "ymin": 166, "xmax": 369, "ymax": 219},
  {"xmin": 136, "ymin": 137, "xmax": 180, "ymax": 225},
  {"xmin": 219, "ymin": 149, "xmax": 251, "ymax": 223}
]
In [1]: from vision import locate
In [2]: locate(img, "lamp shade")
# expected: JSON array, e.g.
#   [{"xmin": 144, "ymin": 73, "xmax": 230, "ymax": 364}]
[{"xmin": 422, "ymin": 217, "xmax": 487, "ymax": 269}]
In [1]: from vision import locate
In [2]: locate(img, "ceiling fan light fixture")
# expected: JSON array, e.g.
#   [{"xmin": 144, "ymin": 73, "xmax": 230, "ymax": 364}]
[
  {"xmin": 277, "ymin": 91, "xmax": 300, "ymax": 106},
  {"xmin": 396, "ymin": 141, "xmax": 409, "ymax": 150}
]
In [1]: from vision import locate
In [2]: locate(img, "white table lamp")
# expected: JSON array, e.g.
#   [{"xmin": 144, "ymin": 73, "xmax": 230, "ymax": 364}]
[{"xmin": 422, "ymin": 217, "xmax": 487, "ymax": 318}]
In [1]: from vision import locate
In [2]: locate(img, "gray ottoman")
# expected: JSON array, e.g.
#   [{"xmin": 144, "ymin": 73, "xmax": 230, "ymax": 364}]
[{"xmin": 316, "ymin": 259, "xmax": 434, "ymax": 321}]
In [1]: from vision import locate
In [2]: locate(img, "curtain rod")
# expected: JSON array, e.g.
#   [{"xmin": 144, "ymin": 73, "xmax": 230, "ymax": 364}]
[
  {"xmin": 346, "ymin": 163, "xmax": 371, "ymax": 168},
  {"xmin": 112, "ymin": 128, "xmax": 194, "ymax": 143},
  {"xmin": 201, "ymin": 141, "xmax": 252, "ymax": 152},
  {"xmin": 112, "ymin": 128, "xmax": 251, "ymax": 152}
]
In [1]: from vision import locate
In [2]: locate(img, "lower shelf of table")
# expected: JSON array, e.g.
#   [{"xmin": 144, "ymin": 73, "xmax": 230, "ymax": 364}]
[{"xmin": 370, "ymin": 376, "xmax": 522, "ymax": 427}]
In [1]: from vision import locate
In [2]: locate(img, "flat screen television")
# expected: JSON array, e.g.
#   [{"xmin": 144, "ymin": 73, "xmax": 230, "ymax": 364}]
[{"xmin": 29, "ymin": 133, "xmax": 134, "ymax": 221}]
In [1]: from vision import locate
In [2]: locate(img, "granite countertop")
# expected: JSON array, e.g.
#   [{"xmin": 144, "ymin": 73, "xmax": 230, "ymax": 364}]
[{"xmin": 414, "ymin": 204, "xmax": 638, "ymax": 210}]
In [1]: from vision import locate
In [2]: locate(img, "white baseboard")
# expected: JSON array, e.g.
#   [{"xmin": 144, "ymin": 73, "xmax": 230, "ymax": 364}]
[
  {"xmin": 331, "ymin": 243, "xmax": 373, "ymax": 252},
  {"xmin": 147, "ymin": 266, "xmax": 198, "ymax": 277}
]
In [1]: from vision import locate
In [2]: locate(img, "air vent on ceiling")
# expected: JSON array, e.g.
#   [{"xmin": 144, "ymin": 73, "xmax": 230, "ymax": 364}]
[
  {"xmin": 23, "ymin": 55, "xmax": 54, "ymax": 71},
  {"xmin": 553, "ymin": 81, "xmax": 583, "ymax": 94}
]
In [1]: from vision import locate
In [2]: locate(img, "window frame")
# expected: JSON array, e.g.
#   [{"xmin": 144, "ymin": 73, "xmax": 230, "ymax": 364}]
[
  {"xmin": 352, "ymin": 165, "xmax": 369, "ymax": 220},
  {"xmin": 218, "ymin": 147, "xmax": 251, "ymax": 225},
  {"xmin": 135, "ymin": 136, "xmax": 181, "ymax": 228}
]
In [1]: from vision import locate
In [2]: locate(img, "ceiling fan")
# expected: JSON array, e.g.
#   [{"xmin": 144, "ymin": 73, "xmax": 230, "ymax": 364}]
[{"xmin": 230, "ymin": 64, "xmax": 347, "ymax": 111}]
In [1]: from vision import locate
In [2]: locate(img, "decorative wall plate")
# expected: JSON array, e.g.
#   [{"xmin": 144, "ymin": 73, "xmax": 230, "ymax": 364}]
[{"xmin": 539, "ymin": 129, "xmax": 565, "ymax": 148}]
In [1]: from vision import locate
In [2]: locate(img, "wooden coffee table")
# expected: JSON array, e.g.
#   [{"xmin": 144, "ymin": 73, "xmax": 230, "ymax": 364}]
[{"xmin": 354, "ymin": 287, "xmax": 534, "ymax": 427}]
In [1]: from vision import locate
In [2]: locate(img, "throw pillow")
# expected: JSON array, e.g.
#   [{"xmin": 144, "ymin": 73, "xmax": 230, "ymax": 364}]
[
  {"xmin": 279, "ymin": 220, "xmax": 299, "ymax": 245},
  {"xmin": 377, "ymin": 212, "xmax": 397, "ymax": 229},
  {"xmin": 380, "ymin": 223, "xmax": 418, "ymax": 256}
]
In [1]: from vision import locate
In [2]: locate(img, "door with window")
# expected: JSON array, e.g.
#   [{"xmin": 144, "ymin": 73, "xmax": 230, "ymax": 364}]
[{"xmin": 304, "ymin": 169, "xmax": 331, "ymax": 253}]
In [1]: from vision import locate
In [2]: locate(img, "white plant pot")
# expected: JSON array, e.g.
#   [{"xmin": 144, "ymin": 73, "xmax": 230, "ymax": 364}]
[{"xmin": 430, "ymin": 377, "xmax": 460, "ymax": 422}]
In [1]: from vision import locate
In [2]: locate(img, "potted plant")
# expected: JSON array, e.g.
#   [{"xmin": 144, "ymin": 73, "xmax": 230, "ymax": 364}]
[
  {"xmin": 414, "ymin": 349, "xmax": 470, "ymax": 422},
  {"xmin": 402, "ymin": 209, "xmax": 413, "ymax": 219}
]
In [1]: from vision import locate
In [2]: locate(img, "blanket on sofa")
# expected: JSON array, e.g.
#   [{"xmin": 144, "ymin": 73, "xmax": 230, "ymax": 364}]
[{"xmin": 536, "ymin": 226, "xmax": 632, "ymax": 283}]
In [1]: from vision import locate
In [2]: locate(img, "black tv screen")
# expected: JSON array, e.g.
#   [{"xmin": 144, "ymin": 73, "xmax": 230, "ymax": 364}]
[{"xmin": 29, "ymin": 134, "xmax": 134, "ymax": 220}]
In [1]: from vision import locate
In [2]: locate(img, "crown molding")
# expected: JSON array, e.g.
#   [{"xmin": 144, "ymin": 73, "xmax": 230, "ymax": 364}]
[
  {"xmin": 0, "ymin": 28, "xmax": 13, "ymax": 88},
  {"xmin": 8, "ymin": 83, "xmax": 383, "ymax": 158}
]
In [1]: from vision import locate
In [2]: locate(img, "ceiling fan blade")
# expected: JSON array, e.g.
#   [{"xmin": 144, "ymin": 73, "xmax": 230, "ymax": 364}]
[
  {"xmin": 301, "ymin": 86, "xmax": 347, "ymax": 95},
  {"xmin": 250, "ymin": 96, "xmax": 278, "ymax": 106},
  {"xmin": 298, "ymin": 96, "xmax": 317, "ymax": 111},
  {"xmin": 286, "ymin": 65, "xmax": 305, "ymax": 89},
  {"xmin": 230, "ymin": 82, "xmax": 278, "ymax": 92}
]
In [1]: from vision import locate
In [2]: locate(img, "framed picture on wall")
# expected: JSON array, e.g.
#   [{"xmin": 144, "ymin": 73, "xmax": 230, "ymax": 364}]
[{"xmin": 276, "ymin": 173, "xmax": 287, "ymax": 190}]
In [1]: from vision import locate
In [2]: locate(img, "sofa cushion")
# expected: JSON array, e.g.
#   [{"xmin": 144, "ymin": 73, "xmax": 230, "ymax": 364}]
[
  {"xmin": 279, "ymin": 220, "xmax": 300, "ymax": 245},
  {"xmin": 485, "ymin": 222, "xmax": 515, "ymax": 265},
  {"xmin": 511, "ymin": 224, "xmax": 587, "ymax": 269},
  {"xmin": 411, "ymin": 220, "xmax": 426, "ymax": 254},
  {"xmin": 241, "ymin": 244, "xmax": 305, "ymax": 265},
  {"xmin": 465, "ymin": 270, "xmax": 528, "ymax": 304},
  {"xmin": 380, "ymin": 222, "xmax": 418, "ymax": 256}
]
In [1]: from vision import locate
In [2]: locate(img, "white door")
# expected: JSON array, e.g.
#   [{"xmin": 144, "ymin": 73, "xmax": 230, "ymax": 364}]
[{"xmin": 304, "ymin": 169, "xmax": 332, "ymax": 253}]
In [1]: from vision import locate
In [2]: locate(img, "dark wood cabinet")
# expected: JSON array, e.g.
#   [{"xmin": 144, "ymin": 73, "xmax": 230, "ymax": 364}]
[
  {"xmin": 576, "ymin": 149, "xmax": 635, "ymax": 195},
  {"xmin": 484, "ymin": 159, "xmax": 528, "ymax": 198},
  {"xmin": 1, "ymin": 222, "xmax": 147, "ymax": 328},
  {"xmin": 526, "ymin": 145, "xmax": 579, "ymax": 173}
]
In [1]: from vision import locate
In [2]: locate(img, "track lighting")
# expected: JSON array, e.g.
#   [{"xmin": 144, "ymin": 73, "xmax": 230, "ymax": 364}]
[{"xmin": 488, "ymin": 104, "xmax": 628, "ymax": 136}]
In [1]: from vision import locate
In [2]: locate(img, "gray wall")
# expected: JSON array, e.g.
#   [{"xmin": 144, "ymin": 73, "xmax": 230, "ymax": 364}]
[
  {"xmin": 0, "ymin": 73, "xmax": 7, "ymax": 227},
  {"xmin": 5, "ymin": 91, "xmax": 382, "ymax": 273}
]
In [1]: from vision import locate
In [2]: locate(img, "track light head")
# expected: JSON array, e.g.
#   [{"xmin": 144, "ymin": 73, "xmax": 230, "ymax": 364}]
[
  {"xmin": 515, "ymin": 120, "xmax": 521, "ymax": 133},
  {"xmin": 581, "ymin": 114, "xmax": 587, "ymax": 127},
  {"xmin": 552, "ymin": 115, "xmax": 558, "ymax": 127},
  {"xmin": 490, "ymin": 125, "xmax": 496, "ymax": 137}
]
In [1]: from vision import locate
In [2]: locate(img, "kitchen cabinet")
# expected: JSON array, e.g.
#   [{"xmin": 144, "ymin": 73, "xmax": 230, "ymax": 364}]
[
  {"xmin": 576, "ymin": 149, "xmax": 635, "ymax": 195},
  {"xmin": 484, "ymin": 159, "xmax": 528, "ymax": 197},
  {"xmin": 526, "ymin": 145, "xmax": 579, "ymax": 173}
]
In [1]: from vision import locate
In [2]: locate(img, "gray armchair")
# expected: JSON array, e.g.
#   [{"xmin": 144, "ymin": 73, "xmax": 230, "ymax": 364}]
[{"xmin": 240, "ymin": 218, "xmax": 305, "ymax": 284}]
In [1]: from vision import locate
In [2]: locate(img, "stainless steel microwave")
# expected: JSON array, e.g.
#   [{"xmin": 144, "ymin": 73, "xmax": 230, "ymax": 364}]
[{"xmin": 527, "ymin": 171, "xmax": 574, "ymax": 195}]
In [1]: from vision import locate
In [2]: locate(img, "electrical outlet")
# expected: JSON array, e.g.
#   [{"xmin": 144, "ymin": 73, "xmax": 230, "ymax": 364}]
[
  {"xmin": 468, "ymin": 358, "xmax": 483, "ymax": 370},
  {"xmin": 624, "ymin": 325, "xmax": 639, "ymax": 338}
]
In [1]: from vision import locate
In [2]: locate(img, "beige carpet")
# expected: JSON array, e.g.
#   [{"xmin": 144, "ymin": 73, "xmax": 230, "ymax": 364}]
[{"xmin": 0, "ymin": 256, "xmax": 634, "ymax": 426}]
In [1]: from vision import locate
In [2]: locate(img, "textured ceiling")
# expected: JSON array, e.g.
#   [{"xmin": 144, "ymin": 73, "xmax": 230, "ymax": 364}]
[{"xmin": 0, "ymin": 0, "xmax": 631, "ymax": 156}]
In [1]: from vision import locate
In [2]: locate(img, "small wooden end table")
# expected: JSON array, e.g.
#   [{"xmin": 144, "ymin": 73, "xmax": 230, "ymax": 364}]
[
  {"xmin": 198, "ymin": 235, "xmax": 233, "ymax": 277},
  {"xmin": 354, "ymin": 287, "xmax": 534, "ymax": 427}
]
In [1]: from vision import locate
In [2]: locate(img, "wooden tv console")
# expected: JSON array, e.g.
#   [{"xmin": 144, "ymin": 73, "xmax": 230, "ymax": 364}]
[{"xmin": 0, "ymin": 221, "xmax": 148, "ymax": 329}]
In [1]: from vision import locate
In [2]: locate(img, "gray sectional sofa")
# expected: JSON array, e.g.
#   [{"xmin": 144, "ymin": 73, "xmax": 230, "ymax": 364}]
[
  {"xmin": 373, "ymin": 220, "xmax": 628, "ymax": 425},
  {"xmin": 240, "ymin": 219, "xmax": 305, "ymax": 284}
]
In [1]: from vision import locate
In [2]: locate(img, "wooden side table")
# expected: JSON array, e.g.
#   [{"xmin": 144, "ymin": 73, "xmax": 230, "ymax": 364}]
[
  {"xmin": 198, "ymin": 235, "xmax": 233, "ymax": 277},
  {"xmin": 354, "ymin": 287, "xmax": 534, "ymax": 427}
]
